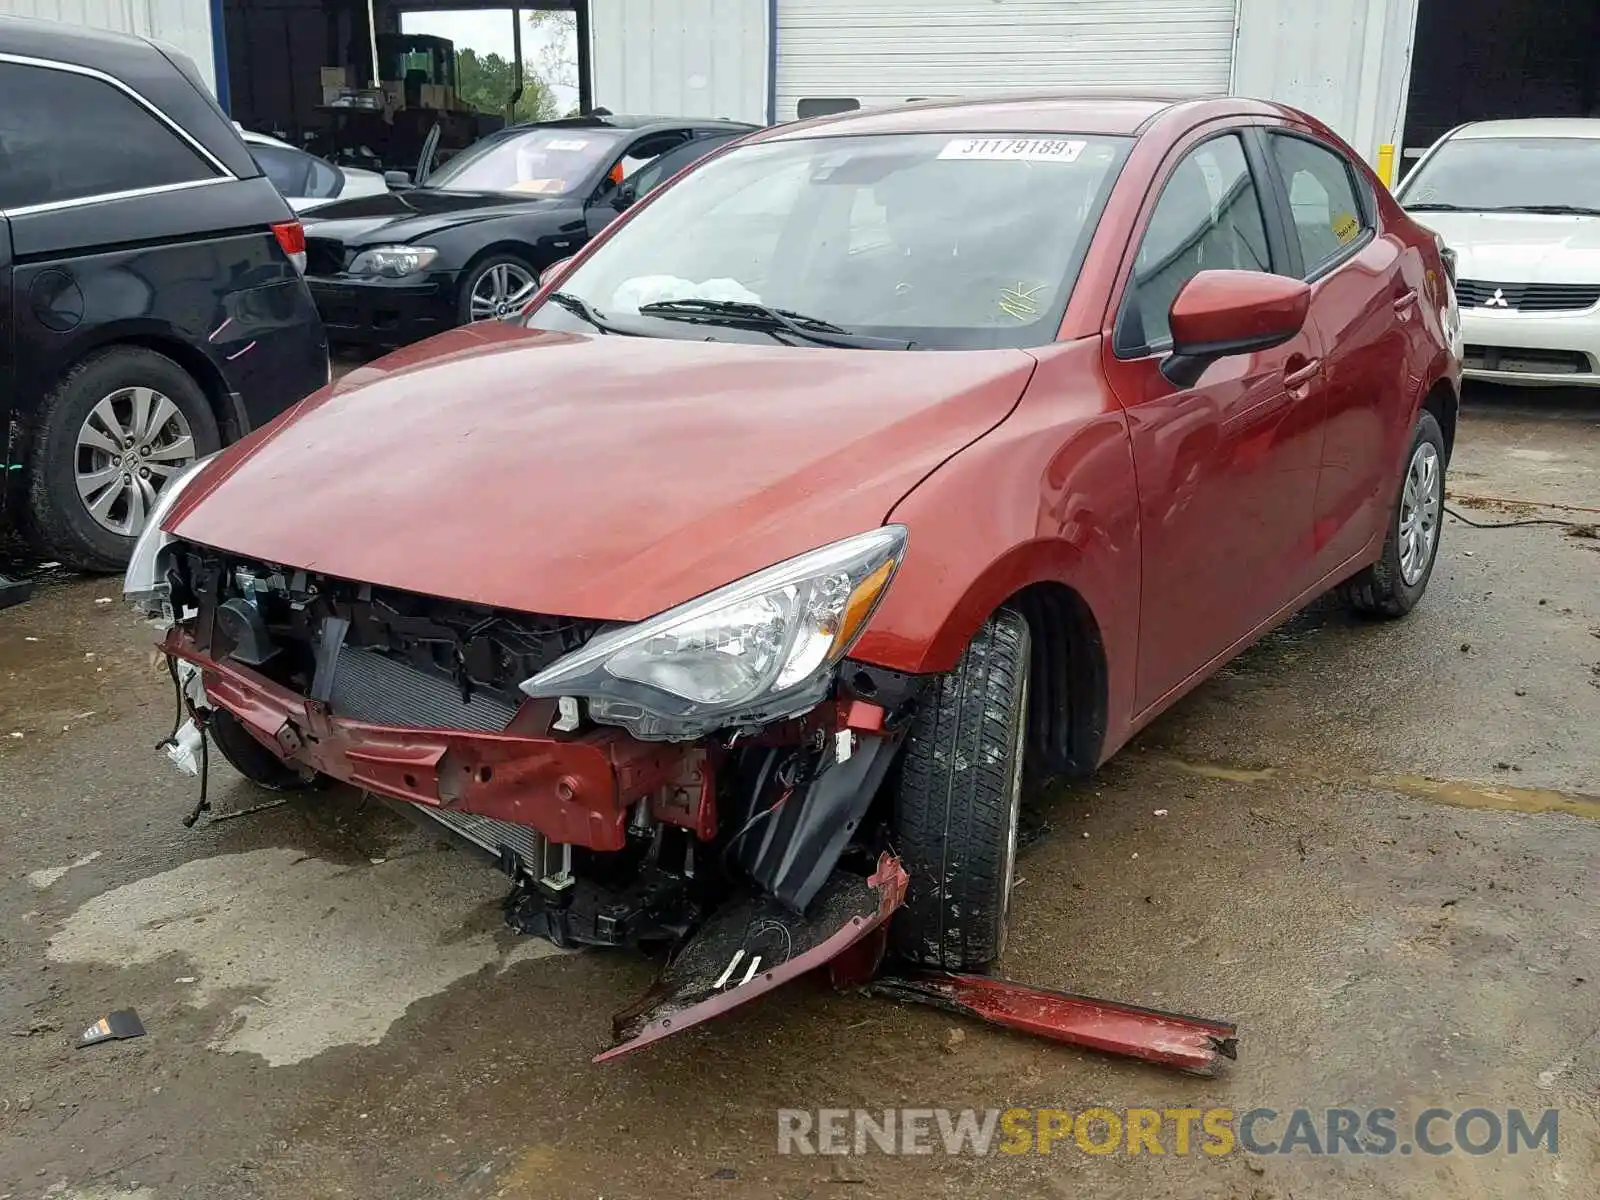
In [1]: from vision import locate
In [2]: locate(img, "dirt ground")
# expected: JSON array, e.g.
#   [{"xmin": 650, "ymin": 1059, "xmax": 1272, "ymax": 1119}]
[{"xmin": 1, "ymin": 387, "xmax": 1597, "ymax": 1200}]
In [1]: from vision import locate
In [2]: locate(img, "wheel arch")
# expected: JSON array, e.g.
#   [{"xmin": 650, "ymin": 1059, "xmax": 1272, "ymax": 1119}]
[
  {"xmin": 23, "ymin": 327, "xmax": 238, "ymax": 445},
  {"xmin": 856, "ymin": 538, "xmax": 1117, "ymax": 777},
  {"xmin": 459, "ymin": 241, "xmax": 544, "ymax": 278},
  {"xmin": 1420, "ymin": 376, "xmax": 1458, "ymax": 464},
  {"xmin": 1006, "ymin": 580, "xmax": 1110, "ymax": 780}
]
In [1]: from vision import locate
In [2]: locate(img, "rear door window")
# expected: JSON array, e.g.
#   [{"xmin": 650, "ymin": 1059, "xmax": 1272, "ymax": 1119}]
[
  {"xmin": 0, "ymin": 61, "xmax": 219, "ymax": 211},
  {"xmin": 1266, "ymin": 134, "xmax": 1370, "ymax": 275}
]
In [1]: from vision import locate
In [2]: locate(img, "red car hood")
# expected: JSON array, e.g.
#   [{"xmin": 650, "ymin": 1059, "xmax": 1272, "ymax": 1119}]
[{"xmin": 169, "ymin": 323, "xmax": 1036, "ymax": 620}]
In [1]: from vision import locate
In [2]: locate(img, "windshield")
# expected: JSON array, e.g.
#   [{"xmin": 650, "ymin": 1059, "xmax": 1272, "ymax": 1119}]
[
  {"xmin": 1399, "ymin": 137, "xmax": 1600, "ymax": 213},
  {"xmin": 424, "ymin": 127, "xmax": 624, "ymax": 195},
  {"xmin": 534, "ymin": 131, "xmax": 1132, "ymax": 349}
]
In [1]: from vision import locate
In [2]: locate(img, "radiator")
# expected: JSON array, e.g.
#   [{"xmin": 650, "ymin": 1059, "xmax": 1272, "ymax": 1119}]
[{"xmin": 329, "ymin": 647, "xmax": 546, "ymax": 867}]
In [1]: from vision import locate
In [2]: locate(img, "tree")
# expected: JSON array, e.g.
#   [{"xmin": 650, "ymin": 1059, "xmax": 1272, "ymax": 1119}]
[
  {"xmin": 453, "ymin": 46, "xmax": 557, "ymax": 122},
  {"xmin": 527, "ymin": 10, "xmax": 578, "ymax": 94}
]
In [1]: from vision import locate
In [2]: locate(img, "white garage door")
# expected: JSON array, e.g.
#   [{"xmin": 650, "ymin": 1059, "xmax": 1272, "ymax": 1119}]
[{"xmin": 775, "ymin": 0, "xmax": 1238, "ymax": 122}]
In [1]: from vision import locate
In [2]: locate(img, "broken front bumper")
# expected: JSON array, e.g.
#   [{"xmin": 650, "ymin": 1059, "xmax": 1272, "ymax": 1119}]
[{"xmin": 164, "ymin": 629, "xmax": 696, "ymax": 851}]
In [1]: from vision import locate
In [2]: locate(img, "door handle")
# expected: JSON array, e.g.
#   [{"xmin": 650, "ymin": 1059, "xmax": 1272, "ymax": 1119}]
[
  {"xmin": 1393, "ymin": 289, "xmax": 1419, "ymax": 313},
  {"xmin": 1284, "ymin": 359, "xmax": 1323, "ymax": 389}
]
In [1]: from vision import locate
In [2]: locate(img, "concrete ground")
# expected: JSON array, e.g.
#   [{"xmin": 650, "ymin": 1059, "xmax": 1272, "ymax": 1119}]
[{"xmin": 1, "ymin": 386, "xmax": 1597, "ymax": 1200}]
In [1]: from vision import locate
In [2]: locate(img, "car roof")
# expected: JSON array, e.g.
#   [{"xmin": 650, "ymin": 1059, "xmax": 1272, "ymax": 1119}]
[
  {"xmin": 757, "ymin": 91, "xmax": 1288, "ymax": 141},
  {"xmin": 0, "ymin": 14, "xmax": 260, "ymax": 179},
  {"xmin": 508, "ymin": 114, "xmax": 759, "ymax": 135},
  {"xmin": 1451, "ymin": 117, "xmax": 1600, "ymax": 141}
]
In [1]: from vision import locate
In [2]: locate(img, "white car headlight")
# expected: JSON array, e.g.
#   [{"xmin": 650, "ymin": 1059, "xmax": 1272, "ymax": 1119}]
[
  {"xmin": 520, "ymin": 526, "xmax": 907, "ymax": 740},
  {"xmin": 123, "ymin": 455, "xmax": 216, "ymax": 615},
  {"xmin": 347, "ymin": 245, "xmax": 438, "ymax": 278}
]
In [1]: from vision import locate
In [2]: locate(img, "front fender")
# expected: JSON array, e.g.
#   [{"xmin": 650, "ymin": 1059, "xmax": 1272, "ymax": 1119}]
[{"xmin": 852, "ymin": 339, "xmax": 1142, "ymax": 751}]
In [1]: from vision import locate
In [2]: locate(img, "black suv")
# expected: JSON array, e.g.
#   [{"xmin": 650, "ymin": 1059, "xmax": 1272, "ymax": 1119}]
[{"xmin": 0, "ymin": 17, "xmax": 328, "ymax": 572}]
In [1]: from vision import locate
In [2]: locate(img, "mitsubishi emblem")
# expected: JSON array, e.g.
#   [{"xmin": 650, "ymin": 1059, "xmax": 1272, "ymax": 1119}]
[{"xmin": 1485, "ymin": 288, "xmax": 1510, "ymax": 308}]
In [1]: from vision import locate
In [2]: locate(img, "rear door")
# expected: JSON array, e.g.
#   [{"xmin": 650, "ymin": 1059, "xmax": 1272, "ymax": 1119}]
[{"xmin": 1259, "ymin": 129, "xmax": 1416, "ymax": 577}]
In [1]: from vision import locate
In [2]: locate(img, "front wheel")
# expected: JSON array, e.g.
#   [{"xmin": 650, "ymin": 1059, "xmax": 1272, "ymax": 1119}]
[
  {"xmin": 1338, "ymin": 410, "xmax": 1447, "ymax": 618},
  {"xmin": 208, "ymin": 708, "xmax": 329, "ymax": 793},
  {"xmin": 457, "ymin": 254, "xmax": 539, "ymax": 324},
  {"xmin": 888, "ymin": 609, "xmax": 1031, "ymax": 971}
]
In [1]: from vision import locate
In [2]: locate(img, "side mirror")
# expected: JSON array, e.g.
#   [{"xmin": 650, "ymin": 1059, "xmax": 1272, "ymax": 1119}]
[
  {"xmin": 383, "ymin": 170, "xmax": 413, "ymax": 187},
  {"xmin": 1163, "ymin": 270, "xmax": 1312, "ymax": 388}
]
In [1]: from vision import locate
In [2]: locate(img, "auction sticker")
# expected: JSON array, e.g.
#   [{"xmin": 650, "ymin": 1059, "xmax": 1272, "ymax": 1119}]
[
  {"xmin": 546, "ymin": 138, "xmax": 590, "ymax": 151},
  {"xmin": 938, "ymin": 137, "xmax": 1086, "ymax": 163}
]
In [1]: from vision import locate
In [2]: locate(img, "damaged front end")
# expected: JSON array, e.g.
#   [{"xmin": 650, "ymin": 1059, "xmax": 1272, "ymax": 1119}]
[{"xmin": 132, "ymin": 521, "xmax": 928, "ymax": 1053}]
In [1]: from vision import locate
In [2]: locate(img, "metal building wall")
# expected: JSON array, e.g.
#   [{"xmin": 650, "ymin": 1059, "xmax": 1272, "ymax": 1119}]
[
  {"xmin": 587, "ymin": 0, "xmax": 769, "ymax": 124},
  {"xmin": 583, "ymin": 0, "xmax": 1420, "ymax": 173},
  {"xmin": 1232, "ymin": 0, "xmax": 1420, "ymax": 170},
  {"xmin": 0, "ymin": 0, "xmax": 217, "ymax": 89},
  {"xmin": 774, "ymin": 0, "xmax": 1238, "ymax": 122}
]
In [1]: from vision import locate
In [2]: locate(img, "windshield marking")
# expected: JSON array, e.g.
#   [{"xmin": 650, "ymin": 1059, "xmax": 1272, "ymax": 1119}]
[{"xmin": 938, "ymin": 136, "xmax": 1087, "ymax": 163}]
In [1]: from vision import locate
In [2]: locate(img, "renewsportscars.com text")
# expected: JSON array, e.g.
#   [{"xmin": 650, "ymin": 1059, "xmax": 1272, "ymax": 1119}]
[{"xmin": 776, "ymin": 1107, "xmax": 1559, "ymax": 1158}]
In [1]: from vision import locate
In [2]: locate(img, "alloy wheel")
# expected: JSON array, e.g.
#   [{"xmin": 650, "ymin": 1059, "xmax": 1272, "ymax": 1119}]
[
  {"xmin": 74, "ymin": 387, "xmax": 197, "ymax": 537},
  {"xmin": 1397, "ymin": 440, "xmax": 1442, "ymax": 586},
  {"xmin": 468, "ymin": 261, "xmax": 538, "ymax": 321}
]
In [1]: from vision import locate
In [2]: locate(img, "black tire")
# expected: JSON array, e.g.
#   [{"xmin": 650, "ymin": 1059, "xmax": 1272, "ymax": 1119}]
[
  {"xmin": 455, "ymin": 253, "xmax": 539, "ymax": 325},
  {"xmin": 208, "ymin": 708, "xmax": 329, "ymax": 793},
  {"xmin": 23, "ymin": 347, "xmax": 221, "ymax": 573},
  {"xmin": 889, "ymin": 608, "xmax": 1031, "ymax": 971},
  {"xmin": 1338, "ymin": 410, "xmax": 1447, "ymax": 618}
]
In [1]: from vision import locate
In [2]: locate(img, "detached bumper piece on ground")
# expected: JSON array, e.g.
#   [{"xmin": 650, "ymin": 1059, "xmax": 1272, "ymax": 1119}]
[{"xmin": 591, "ymin": 852, "xmax": 1238, "ymax": 1074}]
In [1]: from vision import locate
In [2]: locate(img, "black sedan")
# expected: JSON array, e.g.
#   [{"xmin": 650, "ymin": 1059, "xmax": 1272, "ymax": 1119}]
[{"xmin": 302, "ymin": 114, "xmax": 754, "ymax": 349}]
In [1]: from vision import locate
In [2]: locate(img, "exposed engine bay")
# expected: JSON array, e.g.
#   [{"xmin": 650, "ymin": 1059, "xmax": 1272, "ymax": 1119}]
[{"xmin": 158, "ymin": 546, "xmax": 929, "ymax": 957}]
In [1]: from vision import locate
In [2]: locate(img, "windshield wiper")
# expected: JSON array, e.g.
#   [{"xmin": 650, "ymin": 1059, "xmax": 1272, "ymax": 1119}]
[
  {"xmin": 1485, "ymin": 204, "xmax": 1600, "ymax": 217},
  {"xmin": 546, "ymin": 291, "xmax": 638, "ymax": 336},
  {"xmin": 1406, "ymin": 202, "xmax": 1600, "ymax": 216},
  {"xmin": 636, "ymin": 299, "xmax": 914, "ymax": 349}
]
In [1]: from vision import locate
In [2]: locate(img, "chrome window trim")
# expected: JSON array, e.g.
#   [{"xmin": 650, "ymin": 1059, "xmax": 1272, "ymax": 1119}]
[
  {"xmin": 1, "ymin": 173, "xmax": 234, "ymax": 217},
  {"xmin": 0, "ymin": 50, "xmax": 235, "ymax": 187}
]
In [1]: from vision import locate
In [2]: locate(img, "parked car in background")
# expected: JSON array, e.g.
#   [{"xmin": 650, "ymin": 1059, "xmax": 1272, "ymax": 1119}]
[
  {"xmin": 0, "ymin": 16, "xmax": 328, "ymax": 571},
  {"xmin": 300, "ymin": 114, "xmax": 755, "ymax": 349},
  {"xmin": 238, "ymin": 127, "xmax": 389, "ymax": 214},
  {"xmin": 1398, "ymin": 118, "xmax": 1600, "ymax": 386},
  {"xmin": 127, "ymin": 95, "xmax": 1458, "ymax": 1054}
]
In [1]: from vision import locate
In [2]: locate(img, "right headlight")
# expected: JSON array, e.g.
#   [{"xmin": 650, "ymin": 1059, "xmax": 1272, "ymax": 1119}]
[
  {"xmin": 123, "ymin": 455, "xmax": 216, "ymax": 617},
  {"xmin": 520, "ymin": 526, "xmax": 907, "ymax": 740},
  {"xmin": 347, "ymin": 245, "xmax": 438, "ymax": 278}
]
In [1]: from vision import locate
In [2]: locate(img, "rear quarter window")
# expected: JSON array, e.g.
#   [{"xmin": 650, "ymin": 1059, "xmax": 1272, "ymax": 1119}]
[{"xmin": 0, "ymin": 60, "xmax": 219, "ymax": 211}]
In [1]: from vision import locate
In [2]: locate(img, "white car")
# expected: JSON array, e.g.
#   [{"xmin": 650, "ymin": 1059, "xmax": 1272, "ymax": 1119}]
[
  {"xmin": 1398, "ymin": 118, "xmax": 1600, "ymax": 386},
  {"xmin": 237, "ymin": 128, "xmax": 389, "ymax": 214}
]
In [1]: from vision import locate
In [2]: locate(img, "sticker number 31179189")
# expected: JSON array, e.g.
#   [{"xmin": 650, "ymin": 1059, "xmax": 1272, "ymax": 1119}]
[{"xmin": 938, "ymin": 137, "xmax": 1088, "ymax": 163}]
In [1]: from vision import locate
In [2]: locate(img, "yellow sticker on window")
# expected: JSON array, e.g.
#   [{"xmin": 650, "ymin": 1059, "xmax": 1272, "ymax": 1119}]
[{"xmin": 1332, "ymin": 213, "xmax": 1360, "ymax": 244}]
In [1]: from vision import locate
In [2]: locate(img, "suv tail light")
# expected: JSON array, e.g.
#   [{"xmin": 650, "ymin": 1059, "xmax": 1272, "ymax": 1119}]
[{"xmin": 273, "ymin": 220, "xmax": 307, "ymax": 273}]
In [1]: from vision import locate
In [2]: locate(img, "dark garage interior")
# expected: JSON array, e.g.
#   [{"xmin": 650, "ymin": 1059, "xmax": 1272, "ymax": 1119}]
[{"xmin": 1404, "ymin": 0, "xmax": 1600, "ymax": 160}]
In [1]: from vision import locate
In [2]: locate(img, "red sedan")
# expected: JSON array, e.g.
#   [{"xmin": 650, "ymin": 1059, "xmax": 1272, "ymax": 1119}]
[{"xmin": 125, "ymin": 94, "xmax": 1459, "ymax": 1053}]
